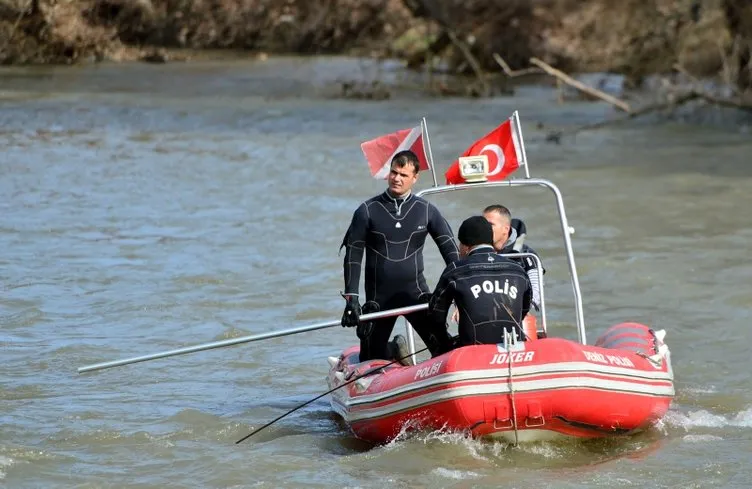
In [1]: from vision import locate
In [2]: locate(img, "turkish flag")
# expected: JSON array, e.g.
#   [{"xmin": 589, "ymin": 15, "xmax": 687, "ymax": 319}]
[
  {"xmin": 360, "ymin": 125, "xmax": 430, "ymax": 179},
  {"xmin": 445, "ymin": 116, "xmax": 524, "ymax": 184}
]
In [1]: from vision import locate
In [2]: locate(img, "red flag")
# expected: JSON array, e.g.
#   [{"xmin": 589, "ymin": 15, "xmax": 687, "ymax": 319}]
[
  {"xmin": 445, "ymin": 116, "xmax": 524, "ymax": 184},
  {"xmin": 360, "ymin": 125, "xmax": 430, "ymax": 179}
]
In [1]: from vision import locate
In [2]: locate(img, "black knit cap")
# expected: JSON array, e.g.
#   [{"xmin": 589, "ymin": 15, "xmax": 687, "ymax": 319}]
[{"xmin": 457, "ymin": 216, "xmax": 493, "ymax": 247}]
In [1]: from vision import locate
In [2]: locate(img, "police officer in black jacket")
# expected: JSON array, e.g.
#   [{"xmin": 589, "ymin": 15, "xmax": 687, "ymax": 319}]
[
  {"xmin": 428, "ymin": 216, "xmax": 532, "ymax": 347},
  {"xmin": 340, "ymin": 150, "xmax": 459, "ymax": 363}
]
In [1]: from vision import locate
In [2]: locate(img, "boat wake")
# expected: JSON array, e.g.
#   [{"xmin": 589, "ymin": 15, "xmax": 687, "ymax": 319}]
[
  {"xmin": 662, "ymin": 406, "xmax": 752, "ymax": 430},
  {"xmin": 0, "ymin": 456, "xmax": 13, "ymax": 481},
  {"xmin": 378, "ymin": 420, "xmax": 660, "ymax": 465}
]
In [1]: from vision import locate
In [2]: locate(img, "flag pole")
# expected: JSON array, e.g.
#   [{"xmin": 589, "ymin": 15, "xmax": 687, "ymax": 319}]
[
  {"xmin": 513, "ymin": 110, "xmax": 531, "ymax": 179},
  {"xmin": 421, "ymin": 117, "xmax": 439, "ymax": 187}
]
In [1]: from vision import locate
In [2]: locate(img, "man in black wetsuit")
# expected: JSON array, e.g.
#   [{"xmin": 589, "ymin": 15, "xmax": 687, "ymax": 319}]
[
  {"xmin": 483, "ymin": 204, "xmax": 543, "ymax": 311},
  {"xmin": 428, "ymin": 216, "xmax": 532, "ymax": 347},
  {"xmin": 340, "ymin": 150, "xmax": 459, "ymax": 364}
]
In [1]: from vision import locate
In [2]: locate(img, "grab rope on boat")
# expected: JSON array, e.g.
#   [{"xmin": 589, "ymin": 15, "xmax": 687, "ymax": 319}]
[
  {"xmin": 505, "ymin": 330, "xmax": 520, "ymax": 446},
  {"xmin": 498, "ymin": 301, "xmax": 523, "ymax": 446}
]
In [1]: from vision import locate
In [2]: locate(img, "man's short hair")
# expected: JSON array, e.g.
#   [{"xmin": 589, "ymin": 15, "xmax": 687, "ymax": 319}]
[
  {"xmin": 483, "ymin": 204, "xmax": 511, "ymax": 223},
  {"xmin": 391, "ymin": 150, "xmax": 421, "ymax": 175},
  {"xmin": 458, "ymin": 216, "xmax": 494, "ymax": 247}
]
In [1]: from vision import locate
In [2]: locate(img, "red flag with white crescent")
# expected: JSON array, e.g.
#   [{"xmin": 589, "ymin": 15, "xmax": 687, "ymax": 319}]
[
  {"xmin": 360, "ymin": 125, "xmax": 429, "ymax": 179},
  {"xmin": 445, "ymin": 116, "xmax": 524, "ymax": 184}
]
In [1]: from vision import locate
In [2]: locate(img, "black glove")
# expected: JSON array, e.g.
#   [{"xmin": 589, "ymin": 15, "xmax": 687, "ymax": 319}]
[
  {"xmin": 341, "ymin": 295, "xmax": 361, "ymax": 327},
  {"xmin": 357, "ymin": 301, "xmax": 380, "ymax": 339},
  {"xmin": 418, "ymin": 292, "xmax": 432, "ymax": 304}
]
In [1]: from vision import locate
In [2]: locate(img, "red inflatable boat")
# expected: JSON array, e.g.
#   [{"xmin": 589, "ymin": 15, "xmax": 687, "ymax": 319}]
[{"xmin": 327, "ymin": 321, "xmax": 673, "ymax": 444}]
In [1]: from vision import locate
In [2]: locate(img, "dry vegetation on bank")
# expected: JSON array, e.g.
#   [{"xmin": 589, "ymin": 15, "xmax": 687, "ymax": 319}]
[{"xmin": 1, "ymin": 0, "xmax": 750, "ymax": 100}]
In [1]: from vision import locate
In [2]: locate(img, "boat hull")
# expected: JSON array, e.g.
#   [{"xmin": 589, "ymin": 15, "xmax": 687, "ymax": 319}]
[{"xmin": 328, "ymin": 322, "xmax": 673, "ymax": 444}]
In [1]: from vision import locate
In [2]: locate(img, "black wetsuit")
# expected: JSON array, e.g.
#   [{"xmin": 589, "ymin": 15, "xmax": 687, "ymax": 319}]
[
  {"xmin": 341, "ymin": 190, "xmax": 459, "ymax": 361},
  {"xmin": 428, "ymin": 245, "xmax": 532, "ymax": 346}
]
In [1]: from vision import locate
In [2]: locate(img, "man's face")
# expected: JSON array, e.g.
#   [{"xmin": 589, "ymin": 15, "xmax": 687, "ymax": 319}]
[
  {"xmin": 483, "ymin": 211, "xmax": 510, "ymax": 251},
  {"xmin": 387, "ymin": 163, "xmax": 418, "ymax": 197}
]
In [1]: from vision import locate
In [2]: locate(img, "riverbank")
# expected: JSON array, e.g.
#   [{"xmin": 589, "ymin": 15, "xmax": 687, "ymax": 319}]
[
  {"xmin": 0, "ymin": 0, "xmax": 416, "ymax": 64},
  {"xmin": 1, "ymin": 0, "xmax": 749, "ymax": 92},
  {"xmin": 2, "ymin": 0, "xmax": 751, "ymax": 130}
]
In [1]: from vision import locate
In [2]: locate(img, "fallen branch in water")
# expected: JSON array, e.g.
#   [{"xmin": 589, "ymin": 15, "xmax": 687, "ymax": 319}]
[
  {"xmin": 529, "ymin": 57, "xmax": 632, "ymax": 113},
  {"xmin": 544, "ymin": 86, "xmax": 752, "ymax": 143},
  {"xmin": 690, "ymin": 88, "xmax": 752, "ymax": 112},
  {"xmin": 493, "ymin": 53, "xmax": 542, "ymax": 78},
  {"xmin": 544, "ymin": 91, "xmax": 699, "ymax": 143},
  {"xmin": 670, "ymin": 63, "xmax": 752, "ymax": 112}
]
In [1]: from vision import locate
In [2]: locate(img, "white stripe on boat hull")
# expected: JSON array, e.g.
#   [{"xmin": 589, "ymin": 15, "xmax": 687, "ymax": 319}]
[
  {"xmin": 333, "ymin": 375, "xmax": 674, "ymax": 423},
  {"xmin": 342, "ymin": 362, "xmax": 673, "ymax": 407}
]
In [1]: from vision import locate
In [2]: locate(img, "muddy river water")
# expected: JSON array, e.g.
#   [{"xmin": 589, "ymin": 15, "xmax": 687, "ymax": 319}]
[{"xmin": 1, "ymin": 57, "xmax": 751, "ymax": 488}]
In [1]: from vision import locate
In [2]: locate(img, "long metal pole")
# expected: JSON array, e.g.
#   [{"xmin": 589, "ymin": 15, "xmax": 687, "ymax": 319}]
[{"xmin": 78, "ymin": 304, "xmax": 429, "ymax": 374}]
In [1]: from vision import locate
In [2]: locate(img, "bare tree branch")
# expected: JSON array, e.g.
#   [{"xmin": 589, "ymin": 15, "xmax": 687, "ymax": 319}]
[
  {"xmin": 493, "ymin": 53, "xmax": 542, "ymax": 78},
  {"xmin": 530, "ymin": 57, "xmax": 631, "ymax": 112}
]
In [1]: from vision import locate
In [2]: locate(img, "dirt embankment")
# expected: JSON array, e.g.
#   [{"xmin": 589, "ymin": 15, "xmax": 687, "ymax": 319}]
[
  {"xmin": 0, "ymin": 0, "xmax": 416, "ymax": 63},
  {"xmin": 1, "ymin": 0, "xmax": 750, "ymax": 93},
  {"xmin": 404, "ymin": 0, "xmax": 751, "ymax": 92}
]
